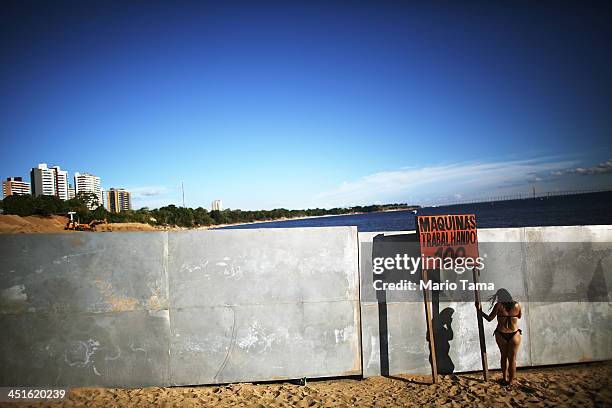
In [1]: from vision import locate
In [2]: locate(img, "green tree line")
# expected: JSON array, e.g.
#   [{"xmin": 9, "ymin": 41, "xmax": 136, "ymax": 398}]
[{"xmin": 1, "ymin": 194, "xmax": 416, "ymax": 228}]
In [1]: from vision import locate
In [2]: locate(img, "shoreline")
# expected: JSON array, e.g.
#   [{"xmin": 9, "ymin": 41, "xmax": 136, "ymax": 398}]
[
  {"xmin": 207, "ymin": 207, "xmax": 418, "ymax": 230},
  {"xmin": 0, "ymin": 209, "xmax": 412, "ymax": 233}
]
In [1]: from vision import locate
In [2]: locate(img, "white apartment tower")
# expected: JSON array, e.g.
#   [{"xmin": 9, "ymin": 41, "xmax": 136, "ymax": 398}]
[
  {"xmin": 52, "ymin": 166, "xmax": 69, "ymax": 200},
  {"xmin": 30, "ymin": 163, "xmax": 69, "ymax": 200},
  {"xmin": 74, "ymin": 172, "xmax": 103, "ymax": 209},
  {"xmin": 211, "ymin": 199, "xmax": 223, "ymax": 211}
]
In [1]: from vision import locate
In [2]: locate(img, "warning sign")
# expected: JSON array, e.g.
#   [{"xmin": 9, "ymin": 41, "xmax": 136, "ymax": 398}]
[
  {"xmin": 415, "ymin": 213, "xmax": 488, "ymax": 383},
  {"xmin": 416, "ymin": 214, "xmax": 479, "ymax": 259}
]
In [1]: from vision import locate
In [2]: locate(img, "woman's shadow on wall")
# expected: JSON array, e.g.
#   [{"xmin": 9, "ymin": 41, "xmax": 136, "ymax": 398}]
[
  {"xmin": 372, "ymin": 234, "xmax": 455, "ymax": 377},
  {"xmin": 434, "ymin": 308, "xmax": 456, "ymax": 374},
  {"xmin": 428, "ymin": 269, "xmax": 455, "ymax": 374}
]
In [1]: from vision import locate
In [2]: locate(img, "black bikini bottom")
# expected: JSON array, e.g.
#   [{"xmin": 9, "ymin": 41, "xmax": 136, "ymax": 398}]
[{"xmin": 494, "ymin": 329, "xmax": 522, "ymax": 341}]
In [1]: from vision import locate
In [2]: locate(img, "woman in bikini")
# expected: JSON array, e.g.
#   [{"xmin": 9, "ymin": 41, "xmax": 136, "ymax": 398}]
[{"xmin": 476, "ymin": 288, "xmax": 522, "ymax": 385}]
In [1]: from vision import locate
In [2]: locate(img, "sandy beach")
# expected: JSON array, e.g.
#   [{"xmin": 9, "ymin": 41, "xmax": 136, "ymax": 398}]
[{"xmin": 10, "ymin": 361, "xmax": 611, "ymax": 407}]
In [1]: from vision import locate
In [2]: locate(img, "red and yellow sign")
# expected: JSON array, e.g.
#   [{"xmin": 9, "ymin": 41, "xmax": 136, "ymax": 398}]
[{"xmin": 416, "ymin": 214, "xmax": 479, "ymax": 259}]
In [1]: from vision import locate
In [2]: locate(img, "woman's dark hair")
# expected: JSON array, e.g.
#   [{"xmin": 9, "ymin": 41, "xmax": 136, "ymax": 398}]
[{"xmin": 488, "ymin": 288, "xmax": 517, "ymax": 311}]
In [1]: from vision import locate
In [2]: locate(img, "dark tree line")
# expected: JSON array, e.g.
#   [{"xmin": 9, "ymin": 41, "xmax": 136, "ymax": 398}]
[
  {"xmin": 1, "ymin": 194, "xmax": 416, "ymax": 228},
  {"xmin": 2, "ymin": 193, "xmax": 97, "ymax": 220}
]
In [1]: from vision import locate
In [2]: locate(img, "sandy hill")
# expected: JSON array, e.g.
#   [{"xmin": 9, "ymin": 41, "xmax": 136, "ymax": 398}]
[
  {"xmin": 0, "ymin": 215, "xmax": 157, "ymax": 234},
  {"xmin": 0, "ymin": 214, "xmax": 70, "ymax": 234}
]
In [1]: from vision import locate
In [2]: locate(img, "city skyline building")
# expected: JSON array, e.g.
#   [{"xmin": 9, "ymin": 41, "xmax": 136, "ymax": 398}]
[
  {"xmin": 211, "ymin": 199, "xmax": 223, "ymax": 211},
  {"xmin": 105, "ymin": 188, "xmax": 131, "ymax": 213},
  {"xmin": 30, "ymin": 163, "xmax": 69, "ymax": 200},
  {"xmin": 2, "ymin": 177, "xmax": 31, "ymax": 198},
  {"xmin": 51, "ymin": 166, "xmax": 69, "ymax": 200},
  {"xmin": 74, "ymin": 172, "xmax": 103, "ymax": 209}
]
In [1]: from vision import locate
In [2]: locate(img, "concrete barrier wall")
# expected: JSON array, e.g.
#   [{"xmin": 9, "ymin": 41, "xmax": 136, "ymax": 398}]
[
  {"xmin": 1, "ymin": 224, "xmax": 609, "ymax": 387},
  {"xmin": 166, "ymin": 228, "xmax": 361, "ymax": 385},
  {"xmin": 0, "ymin": 227, "xmax": 361, "ymax": 387},
  {"xmin": 360, "ymin": 225, "xmax": 612, "ymax": 377}
]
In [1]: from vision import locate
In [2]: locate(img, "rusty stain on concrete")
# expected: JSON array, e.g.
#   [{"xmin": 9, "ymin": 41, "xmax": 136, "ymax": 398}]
[{"xmin": 94, "ymin": 280, "xmax": 138, "ymax": 312}]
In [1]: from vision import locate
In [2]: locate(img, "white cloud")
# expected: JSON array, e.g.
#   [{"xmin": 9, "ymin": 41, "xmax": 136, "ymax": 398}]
[
  {"xmin": 556, "ymin": 159, "xmax": 612, "ymax": 176},
  {"xmin": 314, "ymin": 157, "xmax": 579, "ymax": 207}
]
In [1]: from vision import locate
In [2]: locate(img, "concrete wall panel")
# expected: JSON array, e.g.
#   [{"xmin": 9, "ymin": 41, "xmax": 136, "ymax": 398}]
[{"xmin": 167, "ymin": 227, "xmax": 361, "ymax": 385}]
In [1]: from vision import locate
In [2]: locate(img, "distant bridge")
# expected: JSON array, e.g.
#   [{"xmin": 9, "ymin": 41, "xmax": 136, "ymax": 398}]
[{"xmin": 429, "ymin": 188, "xmax": 611, "ymax": 207}]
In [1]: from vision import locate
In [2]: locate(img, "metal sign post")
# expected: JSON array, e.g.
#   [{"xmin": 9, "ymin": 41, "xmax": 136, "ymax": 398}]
[
  {"xmin": 421, "ymin": 267, "xmax": 438, "ymax": 384},
  {"xmin": 416, "ymin": 221, "xmax": 438, "ymax": 384},
  {"xmin": 473, "ymin": 268, "xmax": 489, "ymax": 380}
]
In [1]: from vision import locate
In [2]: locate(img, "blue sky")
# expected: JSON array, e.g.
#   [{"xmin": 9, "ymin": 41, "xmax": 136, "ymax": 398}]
[{"xmin": 1, "ymin": 1, "xmax": 611, "ymax": 209}]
